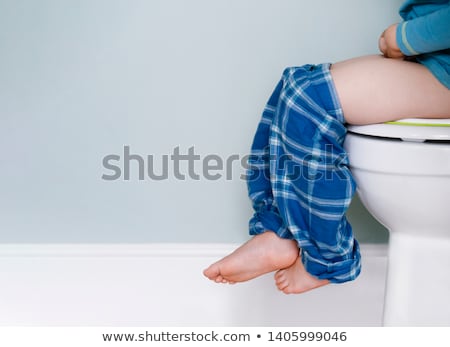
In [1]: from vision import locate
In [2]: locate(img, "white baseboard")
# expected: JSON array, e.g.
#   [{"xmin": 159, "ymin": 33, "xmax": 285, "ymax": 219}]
[
  {"xmin": 0, "ymin": 243, "xmax": 388, "ymax": 257},
  {"xmin": 0, "ymin": 243, "xmax": 387, "ymax": 327}
]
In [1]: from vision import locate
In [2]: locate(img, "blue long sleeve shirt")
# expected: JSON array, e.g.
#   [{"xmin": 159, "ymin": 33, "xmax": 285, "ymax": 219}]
[{"xmin": 396, "ymin": 0, "xmax": 450, "ymax": 88}]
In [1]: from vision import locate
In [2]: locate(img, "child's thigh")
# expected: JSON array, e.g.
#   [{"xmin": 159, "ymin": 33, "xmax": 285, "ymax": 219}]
[{"xmin": 330, "ymin": 55, "xmax": 450, "ymax": 125}]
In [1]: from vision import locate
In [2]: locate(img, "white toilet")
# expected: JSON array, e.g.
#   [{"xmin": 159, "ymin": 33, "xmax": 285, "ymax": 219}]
[{"xmin": 344, "ymin": 118, "xmax": 450, "ymax": 326}]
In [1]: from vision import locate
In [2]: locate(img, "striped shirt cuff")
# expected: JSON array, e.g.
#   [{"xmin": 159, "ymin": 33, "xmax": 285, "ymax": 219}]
[{"xmin": 396, "ymin": 21, "xmax": 419, "ymax": 56}]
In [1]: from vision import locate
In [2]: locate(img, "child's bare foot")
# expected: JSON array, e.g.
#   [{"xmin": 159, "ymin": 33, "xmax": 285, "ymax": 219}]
[
  {"xmin": 203, "ymin": 231, "xmax": 298, "ymax": 284},
  {"xmin": 274, "ymin": 256, "xmax": 330, "ymax": 294}
]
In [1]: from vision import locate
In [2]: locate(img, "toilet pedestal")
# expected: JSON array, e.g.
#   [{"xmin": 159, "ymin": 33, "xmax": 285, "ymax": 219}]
[
  {"xmin": 344, "ymin": 120, "xmax": 450, "ymax": 327},
  {"xmin": 383, "ymin": 232, "xmax": 450, "ymax": 326}
]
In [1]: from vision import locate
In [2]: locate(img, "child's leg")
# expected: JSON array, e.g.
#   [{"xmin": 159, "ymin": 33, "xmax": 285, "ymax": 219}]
[
  {"xmin": 331, "ymin": 55, "xmax": 450, "ymax": 125},
  {"xmin": 203, "ymin": 81, "xmax": 299, "ymax": 284},
  {"xmin": 268, "ymin": 64, "xmax": 361, "ymax": 291},
  {"xmin": 205, "ymin": 63, "xmax": 362, "ymax": 289}
]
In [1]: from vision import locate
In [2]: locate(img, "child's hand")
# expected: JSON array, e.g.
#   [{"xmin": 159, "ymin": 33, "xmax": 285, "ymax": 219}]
[{"xmin": 379, "ymin": 24, "xmax": 405, "ymax": 59}]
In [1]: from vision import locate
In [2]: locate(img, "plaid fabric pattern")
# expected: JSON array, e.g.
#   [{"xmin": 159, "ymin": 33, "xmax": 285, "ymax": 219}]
[{"xmin": 247, "ymin": 64, "xmax": 361, "ymax": 283}]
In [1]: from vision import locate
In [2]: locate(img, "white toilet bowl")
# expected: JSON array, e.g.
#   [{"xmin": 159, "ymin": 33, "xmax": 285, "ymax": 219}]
[{"xmin": 344, "ymin": 118, "xmax": 450, "ymax": 326}]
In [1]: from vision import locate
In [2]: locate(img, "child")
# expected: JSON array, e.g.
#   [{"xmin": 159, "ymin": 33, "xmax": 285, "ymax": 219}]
[{"xmin": 204, "ymin": 0, "xmax": 450, "ymax": 294}]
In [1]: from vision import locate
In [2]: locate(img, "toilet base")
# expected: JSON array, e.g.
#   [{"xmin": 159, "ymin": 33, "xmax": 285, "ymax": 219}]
[{"xmin": 383, "ymin": 232, "xmax": 450, "ymax": 326}]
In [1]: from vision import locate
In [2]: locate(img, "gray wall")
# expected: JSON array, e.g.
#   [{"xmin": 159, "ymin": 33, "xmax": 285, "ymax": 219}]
[{"xmin": 0, "ymin": 0, "xmax": 398, "ymax": 243}]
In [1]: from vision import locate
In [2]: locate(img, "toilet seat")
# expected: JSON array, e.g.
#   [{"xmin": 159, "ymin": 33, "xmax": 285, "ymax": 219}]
[{"xmin": 347, "ymin": 118, "xmax": 450, "ymax": 142}]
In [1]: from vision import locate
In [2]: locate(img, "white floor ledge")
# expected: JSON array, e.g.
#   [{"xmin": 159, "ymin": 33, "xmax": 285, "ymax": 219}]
[
  {"xmin": 0, "ymin": 243, "xmax": 387, "ymax": 327},
  {"xmin": 0, "ymin": 243, "xmax": 388, "ymax": 257}
]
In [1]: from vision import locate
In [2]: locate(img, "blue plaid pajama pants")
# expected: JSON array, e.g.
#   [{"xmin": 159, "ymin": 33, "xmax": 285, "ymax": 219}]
[{"xmin": 247, "ymin": 63, "xmax": 361, "ymax": 283}]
